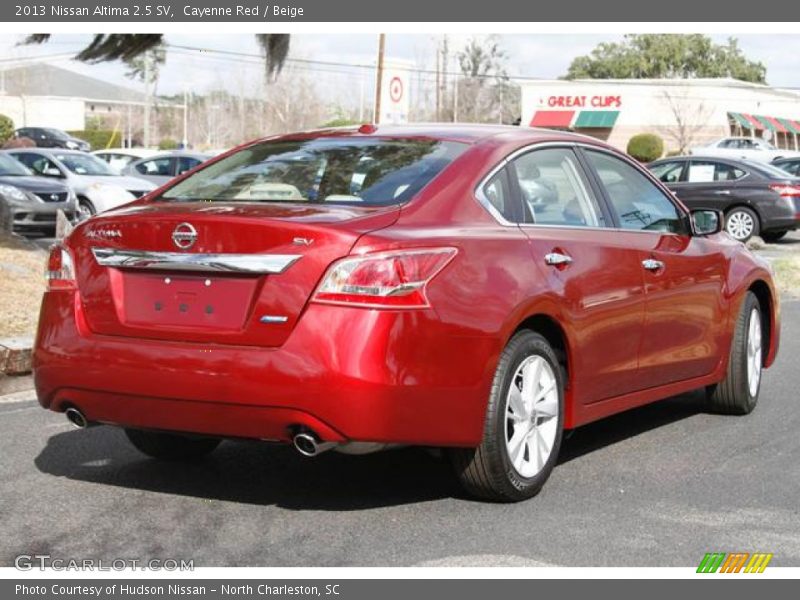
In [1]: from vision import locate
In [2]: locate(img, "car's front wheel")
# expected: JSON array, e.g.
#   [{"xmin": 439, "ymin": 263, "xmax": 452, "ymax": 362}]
[
  {"xmin": 77, "ymin": 198, "xmax": 96, "ymax": 221},
  {"xmin": 450, "ymin": 330, "xmax": 564, "ymax": 502},
  {"xmin": 125, "ymin": 428, "xmax": 221, "ymax": 460},
  {"xmin": 706, "ymin": 291, "xmax": 763, "ymax": 415},
  {"xmin": 724, "ymin": 207, "xmax": 759, "ymax": 242}
]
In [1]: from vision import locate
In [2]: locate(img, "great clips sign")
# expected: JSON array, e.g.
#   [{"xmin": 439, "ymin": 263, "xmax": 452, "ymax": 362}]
[{"xmin": 544, "ymin": 95, "xmax": 622, "ymax": 108}]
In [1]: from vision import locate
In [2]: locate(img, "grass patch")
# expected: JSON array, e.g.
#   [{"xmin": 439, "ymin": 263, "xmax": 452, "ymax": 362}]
[
  {"xmin": 772, "ymin": 256, "xmax": 800, "ymax": 298},
  {"xmin": 0, "ymin": 235, "xmax": 46, "ymax": 338}
]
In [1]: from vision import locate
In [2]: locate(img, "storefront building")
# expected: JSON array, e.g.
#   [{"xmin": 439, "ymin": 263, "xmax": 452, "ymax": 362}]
[{"xmin": 519, "ymin": 78, "xmax": 800, "ymax": 152}]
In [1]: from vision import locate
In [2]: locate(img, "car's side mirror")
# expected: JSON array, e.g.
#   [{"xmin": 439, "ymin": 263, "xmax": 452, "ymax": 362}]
[
  {"xmin": 43, "ymin": 167, "xmax": 63, "ymax": 178},
  {"xmin": 692, "ymin": 209, "xmax": 723, "ymax": 236}
]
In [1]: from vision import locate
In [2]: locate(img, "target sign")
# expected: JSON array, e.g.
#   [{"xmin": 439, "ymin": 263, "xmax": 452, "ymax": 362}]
[{"xmin": 389, "ymin": 76, "xmax": 404, "ymax": 103}]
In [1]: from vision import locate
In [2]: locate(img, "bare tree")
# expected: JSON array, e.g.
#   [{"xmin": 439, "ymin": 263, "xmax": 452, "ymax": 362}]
[{"xmin": 658, "ymin": 88, "xmax": 714, "ymax": 153}]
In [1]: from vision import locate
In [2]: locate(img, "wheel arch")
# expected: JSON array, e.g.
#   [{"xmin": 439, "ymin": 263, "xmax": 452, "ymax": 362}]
[{"xmin": 748, "ymin": 278, "xmax": 776, "ymax": 368}]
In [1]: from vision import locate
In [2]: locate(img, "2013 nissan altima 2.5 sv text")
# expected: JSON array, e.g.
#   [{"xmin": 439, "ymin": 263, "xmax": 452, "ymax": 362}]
[{"xmin": 34, "ymin": 124, "xmax": 780, "ymax": 501}]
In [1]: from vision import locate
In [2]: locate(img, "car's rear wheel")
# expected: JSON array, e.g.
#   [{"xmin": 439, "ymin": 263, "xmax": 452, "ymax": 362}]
[
  {"xmin": 449, "ymin": 330, "xmax": 564, "ymax": 502},
  {"xmin": 761, "ymin": 231, "xmax": 787, "ymax": 243},
  {"xmin": 125, "ymin": 428, "xmax": 221, "ymax": 460},
  {"xmin": 706, "ymin": 292, "xmax": 763, "ymax": 415},
  {"xmin": 724, "ymin": 207, "xmax": 759, "ymax": 242}
]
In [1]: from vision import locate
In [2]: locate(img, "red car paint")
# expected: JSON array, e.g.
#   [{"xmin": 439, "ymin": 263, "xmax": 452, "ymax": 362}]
[{"xmin": 33, "ymin": 125, "xmax": 780, "ymax": 446}]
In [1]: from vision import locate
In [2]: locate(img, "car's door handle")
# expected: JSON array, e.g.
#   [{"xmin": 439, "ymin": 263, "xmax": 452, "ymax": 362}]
[
  {"xmin": 642, "ymin": 258, "xmax": 665, "ymax": 271},
  {"xmin": 715, "ymin": 190, "xmax": 731, "ymax": 195},
  {"xmin": 544, "ymin": 252, "xmax": 573, "ymax": 266}
]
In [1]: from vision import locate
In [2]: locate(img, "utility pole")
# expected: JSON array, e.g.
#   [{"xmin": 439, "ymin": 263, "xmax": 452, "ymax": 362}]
[
  {"xmin": 143, "ymin": 53, "xmax": 151, "ymax": 148},
  {"xmin": 434, "ymin": 39, "xmax": 441, "ymax": 121},
  {"xmin": 453, "ymin": 77, "xmax": 459, "ymax": 123},
  {"xmin": 374, "ymin": 33, "xmax": 386, "ymax": 124},
  {"xmin": 440, "ymin": 36, "xmax": 448, "ymax": 120},
  {"xmin": 182, "ymin": 90, "xmax": 189, "ymax": 149}
]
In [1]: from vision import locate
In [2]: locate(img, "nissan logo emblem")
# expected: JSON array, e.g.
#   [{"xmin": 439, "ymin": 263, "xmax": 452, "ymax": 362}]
[{"xmin": 172, "ymin": 222, "xmax": 197, "ymax": 250}]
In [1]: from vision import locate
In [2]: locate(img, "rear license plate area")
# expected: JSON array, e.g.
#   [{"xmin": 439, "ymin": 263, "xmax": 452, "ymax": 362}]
[{"xmin": 121, "ymin": 272, "xmax": 257, "ymax": 330}]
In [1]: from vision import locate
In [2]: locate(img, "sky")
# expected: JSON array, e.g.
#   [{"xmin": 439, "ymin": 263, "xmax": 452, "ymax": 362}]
[{"xmin": 3, "ymin": 33, "xmax": 800, "ymax": 99}]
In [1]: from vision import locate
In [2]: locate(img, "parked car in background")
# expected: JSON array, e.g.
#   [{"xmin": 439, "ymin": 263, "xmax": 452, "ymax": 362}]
[
  {"xmin": 0, "ymin": 152, "xmax": 76, "ymax": 233},
  {"xmin": 649, "ymin": 156, "xmax": 800, "ymax": 242},
  {"xmin": 122, "ymin": 151, "xmax": 211, "ymax": 186},
  {"xmin": 15, "ymin": 127, "xmax": 91, "ymax": 152},
  {"xmin": 771, "ymin": 157, "xmax": 800, "ymax": 177},
  {"xmin": 689, "ymin": 137, "xmax": 800, "ymax": 163},
  {"xmin": 2, "ymin": 148, "xmax": 156, "ymax": 219},
  {"xmin": 34, "ymin": 125, "xmax": 779, "ymax": 502},
  {"xmin": 92, "ymin": 148, "xmax": 161, "ymax": 173}
]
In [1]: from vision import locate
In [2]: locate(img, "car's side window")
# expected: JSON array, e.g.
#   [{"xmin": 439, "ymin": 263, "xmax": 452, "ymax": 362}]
[
  {"xmin": 510, "ymin": 148, "xmax": 605, "ymax": 227},
  {"xmin": 650, "ymin": 161, "xmax": 685, "ymax": 183},
  {"xmin": 688, "ymin": 160, "xmax": 745, "ymax": 183},
  {"xmin": 177, "ymin": 157, "xmax": 201, "ymax": 176},
  {"xmin": 137, "ymin": 158, "xmax": 173, "ymax": 176},
  {"xmin": 481, "ymin": 169, "xmax": 515, "ymax": 222},
  {"xmin": 585, "ymin": 150, "xmax": 688, "ymax": 235}
]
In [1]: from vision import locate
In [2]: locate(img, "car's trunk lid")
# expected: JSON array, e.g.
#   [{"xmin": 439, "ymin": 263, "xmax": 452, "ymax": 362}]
[{"xmin": 67, "ymin": 201, "xmax": 399, "ymax": 346}]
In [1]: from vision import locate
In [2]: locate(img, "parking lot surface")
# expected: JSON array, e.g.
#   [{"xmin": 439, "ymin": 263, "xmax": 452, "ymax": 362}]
[{"xmin": 1, "ymin": 303, "xmax": 798, "ymax": 568}]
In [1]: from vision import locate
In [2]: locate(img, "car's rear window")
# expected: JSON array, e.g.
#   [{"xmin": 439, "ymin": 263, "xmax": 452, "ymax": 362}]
[{"xmin": 160, "ymin": 137, "xmax": 467, "ymax": 206}]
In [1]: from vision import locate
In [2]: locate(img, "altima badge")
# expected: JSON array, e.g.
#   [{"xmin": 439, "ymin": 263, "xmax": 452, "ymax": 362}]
[{"xmin": 172, "ymin": 222, "xmax": 198, "ymax": 250}]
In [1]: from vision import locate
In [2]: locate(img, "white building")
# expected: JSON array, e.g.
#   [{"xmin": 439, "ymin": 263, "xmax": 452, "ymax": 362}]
[
  {"xmin": 0, "ymin": 63, "xmax": 148, "ymax": 132},
  {"xmin": 519, "ymin": 78, "xmax": 800, "ymax": 152}
]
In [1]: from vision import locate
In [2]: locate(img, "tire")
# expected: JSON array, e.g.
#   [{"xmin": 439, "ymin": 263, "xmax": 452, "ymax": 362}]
[
  {"xmin": 449, "ymin": 330, "xmax": 565, "ymax": 502},
  {"xmin": 77, "ymin": 198, "xmax": 96, "ymax": 220},
  {"xmin": 761, "ymin": 231, "xmax": 788, "ymax": 243},
  {"xmin": 724, "ymin": 207, "xmax": 760, "ymax": 242},
  {"xmin": 706, "ymin": 292, "xmax": 763, "ymax": 415},
  {"xmin": 125, "ymin": 428, "xmax": 221, "ymax": 460}
]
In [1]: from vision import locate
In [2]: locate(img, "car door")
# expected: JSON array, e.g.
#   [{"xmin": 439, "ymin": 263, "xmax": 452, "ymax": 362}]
[
  {"xmin": 668, "ymin": 159, "xmax": 747, "ymax": 213},
  {"xmin": 504, "ymin": 146, "xmax": 646, "ymax": 404},
  {"xmin": 582, "ymin": 148, "xmax": 728, "ymax": 387}
]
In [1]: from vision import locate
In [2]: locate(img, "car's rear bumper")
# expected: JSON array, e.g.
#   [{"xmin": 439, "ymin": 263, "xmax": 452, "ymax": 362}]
[{"xmin": 33, "ymin": 290, "xmax": 498, "ymax": 447}]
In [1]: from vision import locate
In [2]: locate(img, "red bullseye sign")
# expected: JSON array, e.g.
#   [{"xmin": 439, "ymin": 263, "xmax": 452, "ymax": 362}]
[{"xmin": 389, "ymin": 76, "xmax": 403, "ymax": 103}]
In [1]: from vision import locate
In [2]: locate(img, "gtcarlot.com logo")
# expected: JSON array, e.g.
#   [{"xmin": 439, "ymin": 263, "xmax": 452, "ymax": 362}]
[
  {"xmin": 697, "ymin": 552, "xmax": 773, "ymax": 573},
  {"xmin": 14, "ymin": 554, "xmax": 194, "ymax": 571}
]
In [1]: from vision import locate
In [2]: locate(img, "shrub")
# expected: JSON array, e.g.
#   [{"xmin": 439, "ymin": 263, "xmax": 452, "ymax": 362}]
[
  {"xmin": 0, "ymin": 114, "xmax": 14, "ymax": 145},
  {"xmin": 627, "ymin": 133, "xmax": 664, "ymax": 162},
  {"xmin": 321, "ymin": 118, "xmax": 361, "ymax": 128},
  {"xmin": 158, "ymin": 138, "xmax": 179, "ymax": 150},
  {"xmin": 67, "ymin": 129, "xmax": 121, "ymax": 150}
]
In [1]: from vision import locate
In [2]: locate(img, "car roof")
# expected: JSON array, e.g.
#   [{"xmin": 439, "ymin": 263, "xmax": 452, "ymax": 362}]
[
  {"xmin": 131, "ymin": 151, "xmax": 210, "ymax": 162},
  {"xmin": 264, "ymin": 123, "xmax": 609, "ymax": 147}
]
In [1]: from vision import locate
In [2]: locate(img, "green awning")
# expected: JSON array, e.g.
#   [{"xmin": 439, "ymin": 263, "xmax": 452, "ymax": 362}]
[
  {"xmin": 573, "ymin": 110, "xmax": 619, "ymax": 128},
  {"xmin": 729, "ymin": 112, "xmax": 754, "ymax": 128},
  {"xmin": 777, "ymin": 118, "xmax": 800, "ymax": 134},
  {"xmin": 753, "ymin": 115, "xmax": 779, "ymax": 132}
]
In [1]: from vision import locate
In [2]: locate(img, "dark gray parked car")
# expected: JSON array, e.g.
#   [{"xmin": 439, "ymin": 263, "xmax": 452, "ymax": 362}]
[
  {"xmin": 0, "ymin": 153, "xmax": 76, "ymax": 233},
  {"xmin": 649, "ymin": 155, "xmax": 800, "ymax": 242},
  {"xmin": 772, "ymin": 157, "xmax": 800, "ymax": 177}
]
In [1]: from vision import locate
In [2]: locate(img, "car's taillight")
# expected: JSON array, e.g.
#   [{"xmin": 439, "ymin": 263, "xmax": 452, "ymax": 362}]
[
  {"xmin": 312, "ymin": 248, "xmax": 457, "ymax": 309},
  {"xmin": 45, "ymin": 244, "xmax": 76, "ymax": 290},
  {"xmin": 769, "ymin": 183, "xmax": 800, "ymax": 197}
]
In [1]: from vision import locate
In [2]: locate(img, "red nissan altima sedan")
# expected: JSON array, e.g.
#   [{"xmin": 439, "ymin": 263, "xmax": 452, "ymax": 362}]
[{"xmin": 34, "ymin": 125, "xmax": 780, "ymax": 501}]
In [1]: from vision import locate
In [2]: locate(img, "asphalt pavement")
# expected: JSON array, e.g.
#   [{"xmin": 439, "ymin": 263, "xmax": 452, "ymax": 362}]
[{"xmin": 1, "ymin": 298, "xmax": 798, "ymax": 568}]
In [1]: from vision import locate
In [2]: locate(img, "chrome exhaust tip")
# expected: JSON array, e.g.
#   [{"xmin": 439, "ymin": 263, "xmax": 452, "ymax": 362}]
[
  {"xmin": 64, "ymin": 407, "xmax": 89, "ymax": 429},
  {"xmin": 293, "ymin": 432, "xmax": 337, "ymax": 457}
]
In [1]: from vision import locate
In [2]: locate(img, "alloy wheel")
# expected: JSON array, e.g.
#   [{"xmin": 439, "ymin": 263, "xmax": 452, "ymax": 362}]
[
  {"xmin": 746, "ymin": 308, "xmax": 762, "ymax": 397},
  {"xmin": 726, "ymin": 211, "xmax": 755, "ymax": 241},
  {"xmin": 504, "ymin": 355, "xmax": 559, "ymax": 478}
]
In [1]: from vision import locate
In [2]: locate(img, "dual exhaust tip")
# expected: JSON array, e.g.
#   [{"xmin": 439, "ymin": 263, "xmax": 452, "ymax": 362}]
[
  {"xmin": 65, "ymin": 407, "xmax": 91, "ymax": 429},
  {"xmin": 292, "ymin": 432, "xmax": 337, "ymax": 457}
]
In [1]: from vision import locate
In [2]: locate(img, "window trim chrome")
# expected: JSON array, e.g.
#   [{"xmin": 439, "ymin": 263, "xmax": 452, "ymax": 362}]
[
  {"xmin": 91, "ymin": 248, "xmax": 302, "ymax": 274},
  {"xmin": 474, "ymin": 140, "xmax": 693, "ymax": 236}
]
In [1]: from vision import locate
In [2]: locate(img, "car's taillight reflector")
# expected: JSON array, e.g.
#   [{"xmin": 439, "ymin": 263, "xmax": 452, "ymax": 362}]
[
  {"xmin": 769, "ymin": 184, "xmax": 800, "ymax": 197},
  {"xmin": 312, "ymin": 248, "xmax": 457, "ymax": 308},
  {"xmin": 45, "ymin": 244, "xmax": 76, "ymax": 290}
]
